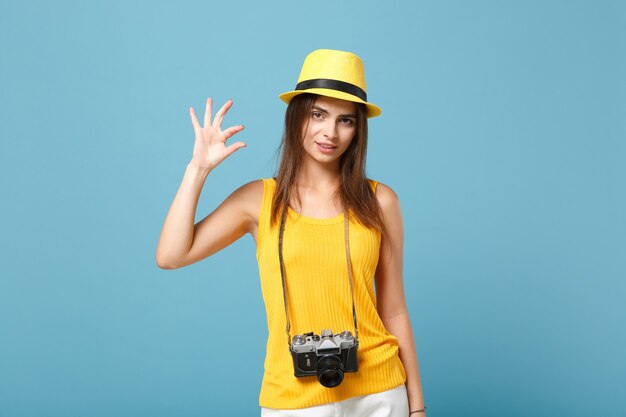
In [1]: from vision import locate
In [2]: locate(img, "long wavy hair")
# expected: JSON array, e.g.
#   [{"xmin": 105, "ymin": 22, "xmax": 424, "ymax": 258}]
[{"xmin": 270, "ymin": 93, "xmax": 389, "ymax": 245}]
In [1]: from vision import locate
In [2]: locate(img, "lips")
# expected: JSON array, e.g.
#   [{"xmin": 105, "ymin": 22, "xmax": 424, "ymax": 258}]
[
  {"xmin": 316, "ymin": 142, "xmax": 337, "ymax": 149},
  {"xmin": 315, "ymin": 142, "xmax": 338, "ymax": 154}
]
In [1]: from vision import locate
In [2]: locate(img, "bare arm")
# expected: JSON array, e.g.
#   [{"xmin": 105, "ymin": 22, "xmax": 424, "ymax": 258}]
[
  {"xmin": 374, "ymin": 183, "xmax": 426, "ymax": 416},
  {"xmin": 155, "ymin": 98, "xmax": 254, "ymax": 269},
  {"xmin": 156, "ymin": 162, "xmax": 211, "ymax": 269}
]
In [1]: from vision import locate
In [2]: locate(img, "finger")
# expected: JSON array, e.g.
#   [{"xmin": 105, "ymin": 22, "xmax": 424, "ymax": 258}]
[
  {"xmin": 223, "ymin": 141, "xmax": 247, "ymax": 158},
  {"xmin": 189, "ymin": 106, "xmax": 201, "ymax": 134},
  {"xmin": 222, "ymin": 124, "xmax": 245, "ymax": 141},
  {"xmin": 212, "ymin": 99, "xmax": 233, "ymax": 129},
  {"xmin": 204, "ymin": 97, "xmax": 212, "ymax": 128}
]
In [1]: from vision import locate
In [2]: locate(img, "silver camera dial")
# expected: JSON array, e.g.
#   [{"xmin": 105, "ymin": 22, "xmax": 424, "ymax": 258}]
[
  {"xmin": 293, "ymin": 335, "xmax": 307, "ymax": 345},
  {"xmin": 340, "ymin": 331, "xmax": 354, "ymax": 340}
]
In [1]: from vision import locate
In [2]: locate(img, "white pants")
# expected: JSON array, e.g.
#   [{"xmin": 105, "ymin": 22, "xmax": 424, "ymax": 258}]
[{"xmin": 260, "ymin": 384, "xmax": 409, "ymax": 417}]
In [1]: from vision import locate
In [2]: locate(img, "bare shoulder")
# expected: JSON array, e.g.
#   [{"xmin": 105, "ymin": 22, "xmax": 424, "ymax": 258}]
[
  {"xmin": 230, "ymin": 178, "xmax": 264, "ymax": 224},
  {"xmin": 232, "ymin": 178, "xmax": 264, "ymax": 198},
  {"xmin": 372, "ymin": 182, "xmax": 404, "ymax": 249},
  {"xmin": 373, "ymin": 181, "xmax": 401, "ymax": 213}
]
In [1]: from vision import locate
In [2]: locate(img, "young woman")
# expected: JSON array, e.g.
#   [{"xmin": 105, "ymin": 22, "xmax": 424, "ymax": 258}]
[{"xmin": 156, "ymin": 49, "xmax": 426, "ymax": 417}]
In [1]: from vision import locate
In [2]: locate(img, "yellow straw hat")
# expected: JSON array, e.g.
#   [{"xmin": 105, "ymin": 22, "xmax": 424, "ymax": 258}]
[{"xmin": 279, "ymin": 49, "xmax": 382, "ymax": 118}]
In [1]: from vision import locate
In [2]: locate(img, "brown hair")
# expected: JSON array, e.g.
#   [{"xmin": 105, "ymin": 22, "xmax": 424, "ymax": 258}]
[{"xmin": 270, "ymin": 93, "xmax": 389, "ymax": 245}]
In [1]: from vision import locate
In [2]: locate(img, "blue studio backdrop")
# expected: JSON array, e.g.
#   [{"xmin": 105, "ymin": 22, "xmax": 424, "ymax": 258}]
[{"xmin": 1, "ymin": 1, "xmax": 624, "ymax": 416}]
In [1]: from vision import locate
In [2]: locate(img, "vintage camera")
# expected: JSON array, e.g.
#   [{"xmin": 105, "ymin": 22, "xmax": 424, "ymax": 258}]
[{"xmin": 290, "ymin": 329, "xmax": 359, "ymax": 387}]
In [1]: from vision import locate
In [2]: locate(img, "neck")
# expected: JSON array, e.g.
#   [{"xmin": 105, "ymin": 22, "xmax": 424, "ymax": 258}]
[{"xmin": 296, "ymin": 157, "xmax": 342, "ymax": 189}]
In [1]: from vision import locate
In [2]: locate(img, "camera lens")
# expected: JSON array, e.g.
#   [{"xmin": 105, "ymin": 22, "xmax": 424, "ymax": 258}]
[{"xmin": 317, "ymin": 355, "xmax": 344, "ymax": 387}]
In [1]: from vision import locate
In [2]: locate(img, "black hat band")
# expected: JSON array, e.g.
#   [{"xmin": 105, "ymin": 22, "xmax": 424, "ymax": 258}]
[{"xmin": 295, "ymin": 78, "xmax": 367, "ymax": 102}]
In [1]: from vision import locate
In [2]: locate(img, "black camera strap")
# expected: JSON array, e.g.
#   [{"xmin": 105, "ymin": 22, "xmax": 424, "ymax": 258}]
[{"xmin": 278, "ymin": 205, "xmax": 359, "ymax": 348}]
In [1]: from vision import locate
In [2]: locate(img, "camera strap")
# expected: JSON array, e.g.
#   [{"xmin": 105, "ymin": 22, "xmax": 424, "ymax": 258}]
[{"xmin": 278, "ymin": 206, "xmax": 359, "ymax": 348}]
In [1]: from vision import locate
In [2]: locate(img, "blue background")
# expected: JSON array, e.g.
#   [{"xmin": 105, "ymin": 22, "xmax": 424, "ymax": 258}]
[{"xmin": 1, "ymin": 1, "xmax": 624, "ymax": 416}]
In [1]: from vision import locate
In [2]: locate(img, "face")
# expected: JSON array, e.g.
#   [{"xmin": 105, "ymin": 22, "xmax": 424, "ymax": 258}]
[{"xmin": 300, "ymin": 95, "xmax": 357, "ymax": 166}]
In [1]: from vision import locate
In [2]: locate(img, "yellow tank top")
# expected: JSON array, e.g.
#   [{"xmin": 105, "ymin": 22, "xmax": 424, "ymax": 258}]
[{"xmin": 256, "ymin": 178, "xmax": 407, "ymax": 409}]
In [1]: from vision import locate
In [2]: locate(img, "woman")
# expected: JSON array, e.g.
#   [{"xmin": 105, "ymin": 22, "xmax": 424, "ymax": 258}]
[{"xmin": 156, "ymin": 49, "xmax": 426, "ymax": 417}]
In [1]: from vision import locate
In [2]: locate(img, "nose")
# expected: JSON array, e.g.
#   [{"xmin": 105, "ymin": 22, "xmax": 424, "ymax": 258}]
[{"xmin": 322, "ymin": 119, "xmax": 338, "ymax": 140}]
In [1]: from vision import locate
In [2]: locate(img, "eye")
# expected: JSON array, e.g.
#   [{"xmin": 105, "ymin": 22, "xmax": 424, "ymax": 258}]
[
  {"xmin": 311, "ymin": 111, "xmax": 323, "ymax": 119},
  {"xmin": 339, "ymin": 117, "xmax": 355, "ymax": 126}
]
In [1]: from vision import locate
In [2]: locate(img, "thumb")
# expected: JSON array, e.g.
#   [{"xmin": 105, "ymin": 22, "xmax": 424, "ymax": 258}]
[{"xmin": 223, "ymin": 141, "xmax": 247, "ymax": 158}]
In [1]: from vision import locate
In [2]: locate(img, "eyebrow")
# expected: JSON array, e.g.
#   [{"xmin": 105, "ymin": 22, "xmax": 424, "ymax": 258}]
[{"xmin": 312, "ymin": 105, "xmax": 356, "ymax": 118}]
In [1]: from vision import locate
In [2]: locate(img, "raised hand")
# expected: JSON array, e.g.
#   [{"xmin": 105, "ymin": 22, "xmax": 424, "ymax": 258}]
[{"xmin": 189, "ymin": 98, "xmax": 246, "ymax": 171}]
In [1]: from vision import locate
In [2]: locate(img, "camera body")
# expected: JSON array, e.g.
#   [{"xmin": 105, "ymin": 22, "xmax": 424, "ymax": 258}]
[{"xmin": 290, "ymin": 329, "xmax": 358, "ymax": 387}]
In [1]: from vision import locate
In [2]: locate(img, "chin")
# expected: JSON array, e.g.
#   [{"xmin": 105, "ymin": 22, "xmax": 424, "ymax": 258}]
[{"xmin": 313, "ymin": 152, "xmax": 343, "ymax": 164}]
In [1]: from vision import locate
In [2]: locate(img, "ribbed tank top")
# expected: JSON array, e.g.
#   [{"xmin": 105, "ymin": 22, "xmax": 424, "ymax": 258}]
[{"xmin": 256, "ymin": 178, "xmax": 407, "ymax": 409}]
